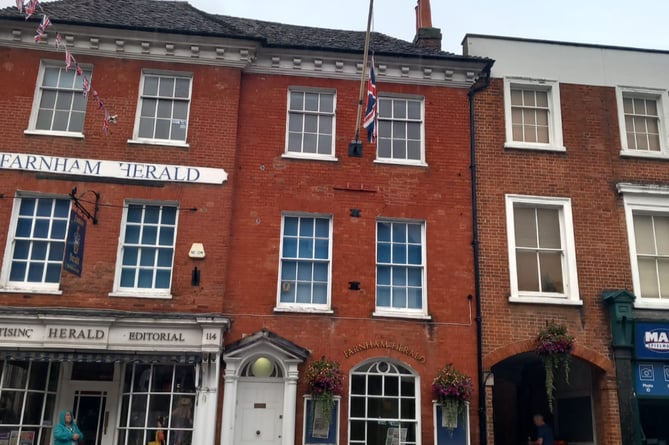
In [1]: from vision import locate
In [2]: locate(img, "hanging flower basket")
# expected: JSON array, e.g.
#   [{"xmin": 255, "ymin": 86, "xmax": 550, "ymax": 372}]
[
  {"xmin": 536, "ymin": 321, "xmax": 574, "ymax": 412},
  {"xmin": 432, "ymin": 364, "xmax": 473, "ymax": 433},
  {"xmin": 304, "ymin": 357, "xmax": 344, "ymax": 421}
]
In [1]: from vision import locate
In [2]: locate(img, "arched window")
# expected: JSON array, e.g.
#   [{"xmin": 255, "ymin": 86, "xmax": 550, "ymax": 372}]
[{"xmin": 349, "ymin": 359, "xmax": 419, "ymax": 445}]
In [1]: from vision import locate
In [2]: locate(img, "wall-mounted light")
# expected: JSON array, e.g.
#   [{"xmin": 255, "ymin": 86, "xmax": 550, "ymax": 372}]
[
  {"xmin": 189, "ymin": 243, "xmax": 205, "ymax": 259},
  {"xmin": 252, "ymin": 357, "xmax": 273, "ymax": 377}
]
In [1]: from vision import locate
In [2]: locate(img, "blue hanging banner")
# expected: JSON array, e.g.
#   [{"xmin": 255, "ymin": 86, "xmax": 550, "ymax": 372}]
[{"xmin": 64, "ymin": 210, "xmax": 86, "ymax": 276}]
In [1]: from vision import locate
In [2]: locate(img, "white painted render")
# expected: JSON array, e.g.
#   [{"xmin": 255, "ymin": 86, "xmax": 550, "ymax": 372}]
[{"xmin": 463, "ymin": 34, "xmax": 669, "ymax": 89}]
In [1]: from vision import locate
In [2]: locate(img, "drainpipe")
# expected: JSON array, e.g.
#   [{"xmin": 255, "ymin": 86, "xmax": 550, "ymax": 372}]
[{"xmin": 468, "ymin": 59, "xmax": 493, "ymax": 445}]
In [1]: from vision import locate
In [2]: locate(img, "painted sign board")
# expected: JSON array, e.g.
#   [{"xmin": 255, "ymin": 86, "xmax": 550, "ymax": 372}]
[
  {"xmin": 64, "ymin": 210, "xmax": 86, "ymax": 276},
  {"xmin": 635, "ymin": 322, "xmax": 669, "ymax": 360},
  {"xmin": 0, "ymin": 152, "xmax": 227, "ymax": 184}
]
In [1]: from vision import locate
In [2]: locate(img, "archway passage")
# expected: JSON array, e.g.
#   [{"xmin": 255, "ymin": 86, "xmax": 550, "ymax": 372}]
[{"xmin": 490, "ymin": 353, "xmax": 602, "ymax": 445}]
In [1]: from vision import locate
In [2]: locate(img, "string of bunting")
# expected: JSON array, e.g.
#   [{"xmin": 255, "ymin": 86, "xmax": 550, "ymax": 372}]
[{"xmin": 15, "ymin": 0, "xmax": 117, "ymax": 134}]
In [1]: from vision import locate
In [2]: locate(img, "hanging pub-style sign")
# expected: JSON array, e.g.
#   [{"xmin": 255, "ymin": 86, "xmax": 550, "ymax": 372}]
[{"xmin": 63, "ymin": 209, "xmax": 86, "ymax": 276}]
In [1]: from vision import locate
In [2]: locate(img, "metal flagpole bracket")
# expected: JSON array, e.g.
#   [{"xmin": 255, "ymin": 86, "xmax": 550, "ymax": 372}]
[
  {"xmin": 70, "ymin": 187, "xmax": 100, "ymax": 224},
  {"xmin": 348, "ymin": 138, "xmax": 363, "ymax": 157}
]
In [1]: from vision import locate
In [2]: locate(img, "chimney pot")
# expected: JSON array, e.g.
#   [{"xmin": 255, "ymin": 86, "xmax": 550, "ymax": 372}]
[{"xmin": 413, "ymin": 0, "xmax": 441, "ymax": 50}]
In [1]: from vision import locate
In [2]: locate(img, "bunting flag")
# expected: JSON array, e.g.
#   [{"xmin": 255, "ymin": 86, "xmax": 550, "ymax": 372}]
[
  {"xmin": 82, "ymin": 76, "xmax": 90, "ymax": 97},
  {"xmin": 38, "ymin": 14, "xmax": 50, "ymax": 31},
  {"xmin": 64, "ymin": 48, "xmax": 73, "ymax": 71},
  {"xmin": 102, "ymin": 110, "xmax": 110, "ymax": 134},
  {"xmin": 24, "ymin": 0, "xmax": 37, "ymax": 19},
  {"xmin": 362, "ymin": 57, "xmax": 378, "ymax": 143},
  {"xmin": 15, "ymin": 1, "xmax": 116, "ymax": 134},
  {"xmin": 33, "ymin": 15, "xmax": 49, "ymax": 42}
]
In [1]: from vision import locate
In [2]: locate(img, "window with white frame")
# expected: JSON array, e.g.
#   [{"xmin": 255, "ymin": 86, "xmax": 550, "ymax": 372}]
[
  {"xmin": 277, "ymin": 214, "xmax": 332, "ymax": 309},
  {"xmin": 619, "ymin": 183, "xmax": 669, "ymax": 308},
  {"xmin": 132, "ymin": 72, "xmax": 192, "ymax": 145},
  {"xmin": 118, "ymin": 363, "xmax": 196, "ymax": 445},
  {"xmin": 616, "ymin": 87, "xmax": 669, "ymax": 156},
  {"xmin": 0, "ymin": 193, "xmax": 70, "ymax": 293},
  {"xmin": 375, "ymin": 220, "xmax": 427, "ymax": 316},
  {"xmin": 349, "ymin": 359, "xmax": 419, "ymax": 445},
  {"xmin": 504, "ymin": 78, "xmax": 564, "ymax": 151},
  {"xmin": 112, "ymin": 202, "xmax": 178, "ymax": 297},
  {"xmin": 505, "ymin": 195, "xmax": 580, "ymax": 303},
  {"xmin": 376, "ymin": 96, "xmax": 424, "ymax": 164},
  {"xmin": 28, "ymin": 61, "xmax": 91, "ymax": 135},
  {"xmin": 285, "ymin": 89, "xmax": 335, "ymax": 158},
  {"xmin": 0, "ymin": 360, "xmax": 60, "ymax": 443}
]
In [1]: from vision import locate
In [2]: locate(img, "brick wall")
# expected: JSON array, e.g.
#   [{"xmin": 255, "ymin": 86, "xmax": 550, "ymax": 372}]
[
  {"xmin": 473, "ymin": 77, "xmax": 637, "ymax": 444},
  {"xmin": 225, "ymin": 72, "xmax": 480, "ymax": 444},
  {"xmin": 0, "ymin": 46, "xmax": 240, "ymax": 314}
]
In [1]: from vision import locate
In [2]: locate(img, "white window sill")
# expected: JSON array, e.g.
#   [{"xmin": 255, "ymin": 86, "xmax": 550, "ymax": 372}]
[
  {"xmin": 634, "ymin": 300, "xmax": 669, "ymax": 310},
  {"xmin": 508, "ymin": 295, "xmax": 582, "ymax": 306},
  {"xmin": 24, "ymin": 129, "xmax": 85, "ymax": 139},
  {"xmin": 372, "ymin": 310, "xmax": 431, "ymax": 320},
  {"xmin": 373, "ymin": 159, "xmax": 428, "ymax": 168},
  {"xmin": 620, "ymin": 150, "xmax": 669, "ymax": 160},
  {"xmin": 127, "ymin": 139, "xmax": 190, "ymax": 149},
  {"xmin": 0, "ymin": 286, "xmax": 62, "ymax": 295},
  {"xmin": 504, "ymin": 142, "xmax": 566, "ymax": 152},
  {"xmin": 281, "ymin": 153, "xmax": 338, "ymax": 162},
  {"xmin": 273, "ymin": 306, "xmax": 333, "ymax": 314},
  {"xmin": 109, "ymin": 291, "xmax": 172, "ymax": 299}
]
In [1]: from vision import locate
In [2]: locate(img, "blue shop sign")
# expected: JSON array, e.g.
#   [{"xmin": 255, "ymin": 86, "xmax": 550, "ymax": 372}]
[
  {"xmin": 635, "ymin": 322, "xmax": 669, "ymax": 360},
  {"xmin": 635, "ymin": 362, "xmax": 669, "ymax": 397},
  {"xmin": 64, "ymin": 210, "xmax": 86, "ymax": 277}
]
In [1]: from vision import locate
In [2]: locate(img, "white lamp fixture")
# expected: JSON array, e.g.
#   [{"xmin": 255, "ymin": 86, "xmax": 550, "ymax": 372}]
[{"xmin": 252, "ymin": 357, "xmax": 273, "ymax": 377}]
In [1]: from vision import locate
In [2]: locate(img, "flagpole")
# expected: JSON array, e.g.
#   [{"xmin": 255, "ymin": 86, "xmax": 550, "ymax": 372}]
[{"xmin": 354, "ymin": 0, "xmax": 374, "ymax": 142}]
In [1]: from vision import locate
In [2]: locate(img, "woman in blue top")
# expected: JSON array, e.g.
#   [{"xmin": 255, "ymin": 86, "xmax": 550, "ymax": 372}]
[{"xmin": 53, "ymin": 410, "xmax": 84, "ymax": 445}]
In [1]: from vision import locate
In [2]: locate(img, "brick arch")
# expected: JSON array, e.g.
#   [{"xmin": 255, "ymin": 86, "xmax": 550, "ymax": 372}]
[{"xmin": 483, "ymin": 339, "xmax": 614, "ymax": 374}]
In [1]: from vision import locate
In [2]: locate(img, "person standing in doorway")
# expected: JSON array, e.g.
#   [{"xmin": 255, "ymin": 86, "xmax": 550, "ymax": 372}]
[
  {"xmin": 53, "ymin": 410, "xmax": 84, "ymax": 445},
  {"xmin": 528, "ymin": 413, "xmax": 554, "ymax": 445}
]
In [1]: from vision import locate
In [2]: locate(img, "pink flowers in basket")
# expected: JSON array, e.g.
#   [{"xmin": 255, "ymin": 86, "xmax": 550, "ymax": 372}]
[
  {"xmin": 536, "ymin": 321, "xmax": 575, "ymax": 412},
  {"xmin": 536, "ymin": 321, "xmax": 574, "ymax": 355},
  {"xmin": 432, "ymin": 364, "xmax": 473, "ymax": 404},
  {"xmin": 305, "ymin": 357, "xmax": 344, "ymax": 419}
]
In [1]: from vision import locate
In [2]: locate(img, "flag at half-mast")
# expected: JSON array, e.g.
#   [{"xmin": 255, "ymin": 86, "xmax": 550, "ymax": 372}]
[{"xmin": 362, "ymin": 57, "xmax": 377, "ymax": 143}]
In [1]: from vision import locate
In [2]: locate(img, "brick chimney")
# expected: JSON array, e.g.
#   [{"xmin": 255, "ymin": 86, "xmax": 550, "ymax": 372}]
[{"xmin": 413, "ymin": 0, "xmax": 442, "ymax": 50}]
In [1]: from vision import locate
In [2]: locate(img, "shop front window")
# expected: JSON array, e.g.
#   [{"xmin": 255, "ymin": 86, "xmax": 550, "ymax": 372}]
[
  {"xmin": 0, "ymin": 360, "xmax": 60, "ymax": 445},
  {"xmin": 117, "ymin": 364, "xmax": 195, "ymax": 445}
]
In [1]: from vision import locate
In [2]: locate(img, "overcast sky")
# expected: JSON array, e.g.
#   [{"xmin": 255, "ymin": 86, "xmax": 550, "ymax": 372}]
[{"xmin": 2, "ymin": 0, "xmax": 669, "ymax": 54}]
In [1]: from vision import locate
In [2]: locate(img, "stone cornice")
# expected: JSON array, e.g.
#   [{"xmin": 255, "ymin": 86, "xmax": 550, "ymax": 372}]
[
  {"xmin": 248, "ymin": 48, "xmax": 483, "ymax": 88},
  {"xmin": 0, "ymin": 22, "xmax": 259, "ymax": 67},
  {"xmin": 0, "ymin": 21, "xmax": 485, "ymax": 87}
]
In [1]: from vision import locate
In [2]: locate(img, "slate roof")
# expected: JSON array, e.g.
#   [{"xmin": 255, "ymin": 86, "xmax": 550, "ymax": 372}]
[
  {"xmin": 0, "ymin": 0, "xmax": 245, "ymax": 36},
  {"xmin": 0, "ymin": 0, "xmax": 465, "ymax": 58}
]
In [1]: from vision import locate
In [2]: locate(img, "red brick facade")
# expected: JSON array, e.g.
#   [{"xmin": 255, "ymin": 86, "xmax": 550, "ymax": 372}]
[
  {"xmin": 0, "ymin": 6, "xmax": 489, "ymax": 445},
  {"xmin": 227, "ymin": 73, "xmax": 482, "ymax": 443},
  {"xmin": 466, "ymin": 35, "xmax": 669, "ymax": 444}
]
